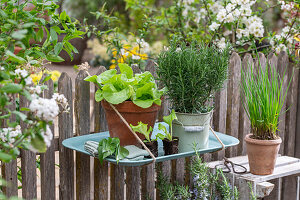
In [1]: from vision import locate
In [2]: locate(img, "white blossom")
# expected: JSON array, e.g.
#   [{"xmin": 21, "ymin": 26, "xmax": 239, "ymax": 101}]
[
  {"xmin": 275, "ymin": 44, "xmax": 287, "ymax": 54},
  {"xmin": 41, "ymin": 125, "xmax": 53, "ymax": 147},
  {"xmin": 52, "ymin": 93, "xmax": 68, "ymax": 111},
  {"xmin": 249, "ymin": 22, "xmax": 264, "ymax": 37},
  {"xmin": 0, "ymin": 125, "xmax": 22, "ymax": 143},
  {"xmin": 282, "ymin": 26, "xmax": 290, "ymax": 34},
  {"xmin": 216, "ymin": 37, "xmax": 226, "ymax": 50},
  {"xmin": 223, "ymin": 30, "xmax": 232, "ymax": 36},
  {"xmin": 15, "ymin": 68, "xmax": 28, "ymax": 78},
  {"xmin": 131, "ymin": 54, "xmax": 140, "ymax": 60},
  {"xmin": 210, "ymin": 3, "xmax": 223, "ymax": 14},
  {"xmin": 225, "ymin": 3, "xmax": 235, "ymax": 12},
  {"xmin": 225, "ymin": 13, "xmax": 234, "ymax": 23},
  {"xmin": 240, "ymin": 5, "xmax": 252, "ymax": 16},
  {"xmin": 209, "ymin": 22, "xmax": 220, "ymax": 31},
  {"xmin": 232, "ymin": 9, "xmax": 241, "ymax": 18},
  {"xmin": 0, "ymin": 66, "xmax": 4, "ymax": 71},
  {"xmin": 216, "ymin": 9, "xmax": 227, "ymax": 22},
  {"xmin": 120, "ymin": 49, "xmax": 129, "ymax": 57},
  {"xmin": 25, "ymin": 76, "xmax": 32, "ymax": 86},
  {"xmin": 29, "ymin": 97, "xmax": 59, "ymax": 122}
]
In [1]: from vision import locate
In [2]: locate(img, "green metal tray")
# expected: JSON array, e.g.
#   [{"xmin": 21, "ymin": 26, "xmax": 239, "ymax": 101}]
[{"xmin": 62, "ymin": 122, "xmax": 239, "ymax": 166}]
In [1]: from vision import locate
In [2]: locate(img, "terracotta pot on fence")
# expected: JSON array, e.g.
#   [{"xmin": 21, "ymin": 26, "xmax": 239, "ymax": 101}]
[
  {"xmin": 101, "ymin": 100, "xmax": 161, "ymax": 146},
  {"xmin": 245, "ymin": 134, "xmax": 281, "ymax": 175}
]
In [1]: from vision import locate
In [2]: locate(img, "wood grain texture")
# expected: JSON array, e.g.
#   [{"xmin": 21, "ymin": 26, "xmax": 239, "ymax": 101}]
[
  {"xmin": 58, "ymin": 73, "xmax": 74, "ymax": 200},
  {"xmin": 238, "ymin": 53, "xmax": 253, "ymax": 156},
  {"xmin": 75, "ymin": 70, "xmax": 91, "ymax": 200},
  {"xmin": 40, "ymin": 79, "xmax": 56, "ymax": 200},
  {"xmin": 111, "ymin": 164, "xmax": 125, "ymax": 200},
  {"xmin": 20, "ymin": 95, "xmax": 37, "ymax": 199},
  {"xmin": 282, "ymin": 64, "xmax": 299, "ymax": 200},
  {"xmin": 171, "ymin": 158, "xmax": 185, "ymax": 184},
  {"xmin": 94, "ymin": 65, "xmax": 109, "ymax": 200},
  {"xmin": 1, "ymin": 95, "xmax": 18, "ymax": 197},
  {"xmin": 277, "ymin": 51, "xmax": 289, "ymax": 155},
  {"xmin": 141, "ymin": 163, "xmax": 155, "ymax": 200},
  {"xmin": 226, "ymin": 52, "xmax": 241, "ymax": 157},
  {"xmin": 212, "ymin": 86, "xmax": 227, "ymax": 160},
  {"xmin": 296, "ymin": 70, "xmax": 300, "ymax": 159},
  {"xmin": 126, "ymin": 166, "xmax": 141, "ymax": 200}
]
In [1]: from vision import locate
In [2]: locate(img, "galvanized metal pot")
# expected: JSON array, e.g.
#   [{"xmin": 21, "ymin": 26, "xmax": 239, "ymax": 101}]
[{"xmin": 173, "ymin": 111, "xmax": 212, "ymax": 153}]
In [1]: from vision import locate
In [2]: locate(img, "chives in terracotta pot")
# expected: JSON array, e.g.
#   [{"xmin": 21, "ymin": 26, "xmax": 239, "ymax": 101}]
[
  {"xmin": 156, "ymin": 41, "xmax": 229, "ymax": 153},
  {"xmin": 241, "ymin": 59, "xmax": 292, "ymax": 175},
  {"xmin": 85, "ymin": 63, "xmax": 165, "ymax": 146}
]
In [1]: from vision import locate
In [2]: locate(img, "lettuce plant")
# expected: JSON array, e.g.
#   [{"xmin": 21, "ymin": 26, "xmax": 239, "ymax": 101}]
[
  {"xmin": 85, "ymin": 63, "xmax": 165, "ymax": 108},
  {"xmin": 98, "ymin": 137, "xmax": 129, "ymax": 164},
  {"xmin": 130, "ymin": 122, "xmax": 154, "ymax": 143},
  {"xmin": 157, "ymin": 110, "xmax": 177, "ymax": 141}
]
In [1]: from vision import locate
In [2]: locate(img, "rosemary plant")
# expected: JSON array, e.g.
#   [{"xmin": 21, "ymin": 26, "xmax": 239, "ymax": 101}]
[
  {"xmin": 241, "ymin": 60, "xmax": 292, "ymax": 140},
  {"xmin": 157, "ymin": 41, "xmax": 229, "ymax": 113}
]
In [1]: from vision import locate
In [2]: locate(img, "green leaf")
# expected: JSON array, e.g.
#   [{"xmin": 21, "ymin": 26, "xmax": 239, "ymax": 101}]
[
  {"xmin": 54, "ymin": 42, "xmax": 63, "ymax": 55},
  {"xmin": 1, "ymin": 83, "xmax": 22, "ymax": 93},
  {"xmin": 11, "ymin": 29, "xmax": 28, "ymax": 40},
  {"xmin": 60, "ymin": 11, "xmax": 67, "ymax": 21},
  {"xmin": 130, "ymin": 122, "xmax": 152, "ymax": 142},
  {"xmin": 12, "ymin": 111, "xmax": 27, "ymax": 121},
  {"xmin": 5, "ymin": 50, "xmax": 26, "ymax": 63},
  {"xmin": 84, "ymin": 75, "xmax": 98, "ymax": 83},
  {"xmin": 46, "ymin": 54, "xmax": 64, "ymax": 62},
  {"xmin": 96, "ymin": 69, "xmax": 117, "ymax": 84},
  {"xmin": 119, "ymin": 63, "xmax": 133, "ymax": 79},
  {"xmin": 95, "ymin": 89, "xmax": 103, "ymax": 102},
  {"xmin": 102, "ymin": 84, "xmax": 130, "ymax": 104},
  {"xmin": 41, "ymin": 74, "xmax": 52, "ymax": 83},
  {"xmin": 50, "ymin": 27, "xmax": 58, "ymax": 42},
  {"xmin": 21, "ymin": 90, "xmax": 32, "ymax": 101},
  {"xmin": 0, "ymin": 152, "xmax": 13, "ymax": 163},
  {"xmin": 163, "ymin": 109, "xmax": 177, "ymax": 127},
  {"xmin": 133, "ymin": 99, "xmax": 154, "ymax": 108},
  {"xmin": 115, "ymin": 146, "xmax": 129, "ymax": 163},
  {"xmin": 31, "ymin": 136, "xmax": 47, "ymax": 153}
]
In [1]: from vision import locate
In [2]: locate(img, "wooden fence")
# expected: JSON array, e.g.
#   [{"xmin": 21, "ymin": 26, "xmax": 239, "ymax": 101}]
[{"xmin": 1, "ymin": 51, "xmax": 300, "ymax": 199}]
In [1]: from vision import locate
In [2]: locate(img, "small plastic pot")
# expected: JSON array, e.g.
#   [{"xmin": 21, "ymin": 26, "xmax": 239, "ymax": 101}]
[
  {"xmin": 163, "ymin": 136, "xmax": 179, "ymax": 155},
  {"xmin": 143, "ymin": 141, "xmax": 158, "ymax": 158}
]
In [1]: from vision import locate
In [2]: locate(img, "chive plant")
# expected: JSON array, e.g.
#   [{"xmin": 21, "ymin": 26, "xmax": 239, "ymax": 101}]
[
  {"xmin": 241, "ymin": 60, "xmax": 292, "ymax": 140},
  {"xmin": 157, "ymin": 41, "xmax": 230, "ymax": 113}
]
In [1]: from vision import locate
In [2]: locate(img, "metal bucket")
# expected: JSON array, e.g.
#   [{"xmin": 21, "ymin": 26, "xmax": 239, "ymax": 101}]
[{"xmin": 173, "ymin": 111, "xmax": 212, "ymax": 153}]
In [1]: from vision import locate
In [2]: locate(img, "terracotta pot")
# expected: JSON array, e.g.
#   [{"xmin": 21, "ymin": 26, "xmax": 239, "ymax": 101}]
[
  {"xmin": 143, "ymin": 141, "xmax": 158, "ymax": 157},
  {"xmin": 101, "ymin": 100, "xmax": 160, "ymax": 146},
  {"xmin": 245, "ymin": 134, "xmax": 281, "ymax": 175},
  {"xmin": 163, "ymin": 136, "xmax": 179, "ymax": 155}
]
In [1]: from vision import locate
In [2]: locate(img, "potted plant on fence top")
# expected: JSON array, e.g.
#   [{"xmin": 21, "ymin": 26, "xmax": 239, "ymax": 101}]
[
  {"xmin": 241, "ymin": 59, "xmax": 291, "ymax": 175},
  {"xmin": 85, "ymin": 63, "xmax": 165, "ymax": 146},
  {"xmin": 156, "ymin": 41, "xmax": 229, "ymax": 153}
]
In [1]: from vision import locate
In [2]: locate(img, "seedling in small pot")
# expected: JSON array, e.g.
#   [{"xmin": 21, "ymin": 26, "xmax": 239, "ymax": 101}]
[
  {"xmin": 130, "ymin": 122, "xmax": 158, "ymax": 157},
  {"xmin": 157, "ymin": 110, "xmax": 179, "ymax": 155},
  {"xmin": 98, "ymin": 137, "xmax": 129, "ymax": 164}
]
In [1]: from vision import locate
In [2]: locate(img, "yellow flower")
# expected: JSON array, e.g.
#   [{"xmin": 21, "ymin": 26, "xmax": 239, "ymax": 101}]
[
  {"xmin": 294, "ymin": 34, "xmax": 300, "ymax": 42},
  {"xmin": 110, "ymin": 64, "xmax": 117, "ymax": 69},
  {"xmin": 30, "ymin": 70, "xmax": 61, "ymax": 84},
  {"xmin": 30, "ymin": 73, "xmax": 42, "ymax": 84},
  {"xmin": 51, "ymin": 70, "xmax": 61, "ymax": 82}
]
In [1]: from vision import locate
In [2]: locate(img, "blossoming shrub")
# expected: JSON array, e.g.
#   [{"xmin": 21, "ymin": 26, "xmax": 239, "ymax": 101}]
[
  {"xmin": 0, "ymin": 0, "xmax": 83, "ymax": 167},
  {"xmin": 93, "ymin": 0, "xmax": 299, "ymax": 62}
]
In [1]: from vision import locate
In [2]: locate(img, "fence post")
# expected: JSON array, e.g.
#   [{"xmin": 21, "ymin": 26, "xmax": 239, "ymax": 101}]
[
  {"xmin": 1, "ymin": 95, "xmax": 18, "ymax": 197},
  {"xmin": 20, "ymin": 95, "xmax": 37, "ymax": 199},
  {"xmin": 58, "ymin": 72, "xmax": 74, "ymax": 200},
  {"xmin": 75, "ymin": 70, "xmax": 91, "ymax": 200},
  {"xmin": 93, "ymin": 66, "xmax": 109, "ymax": 200},
  {"xmin": 40, "ymin": 78, "xmax": 56, "ymax": 200},
  {"xmin": 238, "ymin": 53, "xmax": 253, "ymax": 156},
  {"xmin": 226, "ymin": 52, "xmax": 241, "ymax": 157}
]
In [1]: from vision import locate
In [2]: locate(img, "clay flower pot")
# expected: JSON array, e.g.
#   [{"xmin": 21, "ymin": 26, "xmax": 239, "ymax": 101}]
[
  {"xmin": 245, "ymin": 134, "xmax": 281, "ymax": 175},
  {"xmin": 163, "ymin": 136, "xmax": 179, "ymax": 155},
  {"xmin": 101, "ymin": 100, "xmax": 160, "ymax": 146},
  {"xmin": 143, "ymin": 141, "xmax": 158, "ymax": 158}
]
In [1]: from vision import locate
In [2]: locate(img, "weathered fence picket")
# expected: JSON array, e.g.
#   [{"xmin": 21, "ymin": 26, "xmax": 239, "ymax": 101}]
[
  {"xmin": 20, "ymin": 95, "xmax": 37, "ymax": 199},
  {"xmin": 75, "ymin": 70, "xmax": 91, "ymax": 200},
  {"xmin": 58, "ymin": 72, "xmax": 74, "ymax": 200},
  {"xmin": 40, "ymin": 78, "xmax": 56, "ymax": 200},
  {"xmin": 1, "ymin": 52, "xmax": 300, "ymax": 199},
  {"xmin": 1, "ymin": 94, "xmax": 18, "ymax": 197}
]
